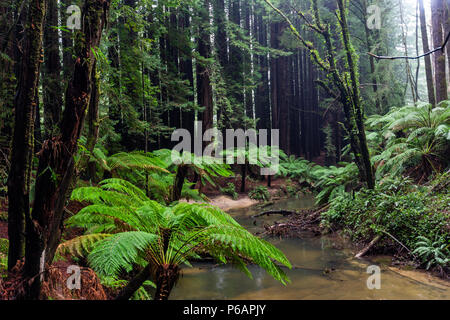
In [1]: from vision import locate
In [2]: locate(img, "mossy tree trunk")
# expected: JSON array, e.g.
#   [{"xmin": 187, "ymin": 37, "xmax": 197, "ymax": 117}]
[
  {"xmin": 7, "ymin": 0, "xmax": 46, "ymax": 272},
  {"xmin": 42, "ymin": 0, "xmax": 63, "ymax": 140},
  {"xmin": 19, "ymin": 0, "xmax": 110, "ymax": 300},
  {"xmin": 336, "ymin": 0, "xmax": 374, "ymax": 189},
  {"xmin": 264, "ymin": 0, "xmax": 375, "ymax": 189}
]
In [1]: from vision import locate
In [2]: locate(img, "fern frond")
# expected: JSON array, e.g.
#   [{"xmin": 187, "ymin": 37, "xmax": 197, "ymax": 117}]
[
  {"xmin": 57, "ymin": 234, "xmax": 112, "ymax": 258},
  {"xmin": 88, "ymin": 231, "xmax": 158, "ymax": 278}
]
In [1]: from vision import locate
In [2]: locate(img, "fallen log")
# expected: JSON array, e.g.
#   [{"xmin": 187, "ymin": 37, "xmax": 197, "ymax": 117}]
[
  {"xmin": 355, "ymin": 235, "xmax": 382, "ymax": 258},
  {"xmin": 251, "ymin": 210, "xmax": 296, "ymax": 218}
]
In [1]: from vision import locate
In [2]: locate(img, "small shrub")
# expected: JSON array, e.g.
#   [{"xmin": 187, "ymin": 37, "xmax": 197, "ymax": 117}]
[
  {"xmin": 249, "ymin": 186, "xmax": 270, "ymax": 202},
  {"xmin": 0, "ymin": 238, "xmax": 8, "ymax": 277},
  {"xmin": 413, "ymin": 236, "xmax": 449, "ymax": 270},
  {"xmin": 220, "ymin": 182, "xmax": 238, "ymax": 200}
]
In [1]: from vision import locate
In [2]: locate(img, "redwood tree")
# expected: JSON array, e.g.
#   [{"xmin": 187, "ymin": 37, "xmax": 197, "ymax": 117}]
[
  {"xmin": 419, "ymin": 0, "xmax": 437, "ymax": 106},
  {"xmin": 431, "ymin": 0, "xmax": 448, "ymax": 103}
]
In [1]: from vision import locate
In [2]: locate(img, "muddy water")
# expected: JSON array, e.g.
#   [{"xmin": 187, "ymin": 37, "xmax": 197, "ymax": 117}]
[{"xmin": 171, "ymin": 197, "xmax": 450, "ymax": 300}]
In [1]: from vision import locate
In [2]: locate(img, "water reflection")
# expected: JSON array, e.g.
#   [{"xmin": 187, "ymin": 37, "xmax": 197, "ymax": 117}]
[{"xmin": 171, "ymin": 197, "xmax": 450, "ymax": 300}]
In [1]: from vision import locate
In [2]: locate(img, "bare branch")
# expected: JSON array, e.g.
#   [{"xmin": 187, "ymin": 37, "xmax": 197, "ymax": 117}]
[{"xmin": 369, "ymin": 31, "xmax": 450, "ymax": 60}]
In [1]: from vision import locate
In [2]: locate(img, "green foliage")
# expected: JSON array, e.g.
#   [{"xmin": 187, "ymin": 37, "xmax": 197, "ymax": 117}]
[
  {"xmin": 248, "ymin": 186, "xmax": 270, "ymax": 202},
  {"xmin": 220, "ymin": 182, "xmax": 238, "ymax": 200},
  {"xmin": 413, "ymin": 236, "xmax": 449, "ymax": 270},
  {"xmin": 367, "ymin": 101, "xmax": 450, "ymax": 181},
  {"xmin": 0, "ymin": 210, "xmax": 7, "ymax": 222},
  {"xmin": 65, "ymin": 178, "xmax": 292, "ymax": 294},
  {"xmin": 0, "ymin": 238, "xmax": 8, "ymax": 255},
  {"xmin": 278, "ymin": 154, "xmax": 359, "ymax": 205},
  {"xmin": 310, "ymin": 162, "xmax": 359, "ymax": 205},
  {"xmin": 165, "ymin": 149, "xmax": 233, "ymax": 187},
  {"xmin": 57, "ymin": 234, "xmax": 112, "ymax": 258},
  {"xmin": 322, "ymin": 177, "xmax": 450, "ymax": 255},
  {"xmin": 278, "ymin": 154, "xmax": 315, "ymax": 185},
  {"xmin": 0, "ymin": 238, "xmax": 8, "ymax": 277},
  {"xmin": 100, "ymin": 277, "xmax": 156, "ymax": 300}
]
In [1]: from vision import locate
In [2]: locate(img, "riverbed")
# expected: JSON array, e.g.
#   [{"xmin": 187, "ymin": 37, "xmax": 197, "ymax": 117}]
[{"xmin": 171, "ymin": 197, "xmax": 450, "ymax": 300}]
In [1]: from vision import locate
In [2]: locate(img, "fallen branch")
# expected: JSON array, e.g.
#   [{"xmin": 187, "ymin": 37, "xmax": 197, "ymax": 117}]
[
  {"xmin": 355, "ymin": 235, "xmax": 382, "ymax": 258},
  {"xmin": 380, "ymin": 230, "xmax": 415, "ymax": 258},
  {"xmin": 251, "ymin": 210, "xmax": 296, "ymax": 218},
  {"xmin": 265, "ymin": 223, "xmax": 298, "ymax": 230}
]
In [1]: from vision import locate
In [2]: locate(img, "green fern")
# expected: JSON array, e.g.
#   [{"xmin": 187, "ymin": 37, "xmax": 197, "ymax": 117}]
[
  {"xmin": 367, "ymin": 101, "xmax": 450, "ymax": 181},
  {"xmin": 413, "ymin": 236, "xmax": 449, "ymax": 270},
  {"xmin": 65, "ymin": 179, "xmax": 292, "ymax": 299},
  {"xmin": 56, "ymin": 234, "xmax": 112, "ymax": 258}
]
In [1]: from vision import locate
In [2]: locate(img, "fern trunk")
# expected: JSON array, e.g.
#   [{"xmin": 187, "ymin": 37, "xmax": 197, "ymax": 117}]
[
  {"xmin": 171, "ymin": 165, "xmax": 188, "ymax": 202},
  {"xmin": 154, "ymin": 264, "xmax": 180, "ymax": 300},
  {"xmin": 115, "ymin": 264, "xmax": 152, "ymax": 300}
]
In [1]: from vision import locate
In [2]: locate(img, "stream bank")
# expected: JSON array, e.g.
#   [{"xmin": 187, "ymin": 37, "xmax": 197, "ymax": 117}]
[{"xmin": 171, "ymin": 196, "xmax": 450, "ymax": 299}]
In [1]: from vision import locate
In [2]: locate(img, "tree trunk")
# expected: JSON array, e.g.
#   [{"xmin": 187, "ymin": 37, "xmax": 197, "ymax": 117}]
[
  {"xmin": 86, "ymin": 61, "xmax": 101, "ymax": 182},
  {"xmin": 154, "ymin": 264, "xmax": 180, "ymax": 300},
  {"xmin": 21, "ymin": 0, "xmax": 110, "ymax": 299},
  {"xmin": 115, "ymin": 264, "xmax": 152, "ymax": 300},
  {"xmin": 337, "ymin": 0, "xmax": 375, "ymax": 189},
  {"xmin": 419, "ymin": 0, "xmax": 437, "ymax": 106},
  {"xmin": 241, "ymin": 163, "xmax": 247, "ymax": 193},
  {"xmin": 197, "ymin": 0, "xmax": 214, "ymax": 134},
  {"xmin": 431, "ymin": 0, "xmax": 448, "ymax": 103},
  {"xmin": 43, "ymin": 0, "xmax": 63, "ymax": 139},
  {"xmin": 171, "ymin": 165, "xmax": 188, "ymax": 202},
  {"xmin": 7, "ymin": 0, "xmax": 46, "ymax": 272}
]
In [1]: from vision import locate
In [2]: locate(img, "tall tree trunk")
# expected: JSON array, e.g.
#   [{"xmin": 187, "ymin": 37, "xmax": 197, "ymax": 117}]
[
  {"xmin": 171, "ymin": 165, "xmax": 188, "ymax": 202},
  {"xmin": 7, "ymin": 0, "xmax": 46, "ymax": 272},
  {"xmin": 43, "ymin": 0, "xmax": 63, "ymax": 139},
  {"xmin": 179, "ymin": 11, "xmax": 195, "ymax": 151},
  {"xmin": 197, "ymin": 0, "xmax": 214, "ymax": 134},
  {"xmin": 84, "ymin": 61, "xmax": 101, "ymax": 182},
  {"xmin": 419, "ymin": 0, "xmax": 437, "ymax": 106},
  {"xmin": 337, "ymin": 0, "xmax": 374, "ymax": 189},
  {"xmin": 21, "ymin": 0, "xmax": 110, "ymax": 299},
  {"xmin": 399, "ymin": 0, "xmax": 418, "ymax": 103},
  {"xmin": 444, "ymin": 0, "xmax": 450, "ymax": 76},
  {"xmin": 431, "ymin": 0, "xmax": 448, "ymax": 103}
]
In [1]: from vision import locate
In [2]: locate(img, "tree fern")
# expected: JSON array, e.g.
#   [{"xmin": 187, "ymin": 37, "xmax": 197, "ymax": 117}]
[
  {"xmin": 367, "ymin": 101, "xmax": 450, "ymax": 181},
  {"xmin": 64, "ymin": 179, "xmax": 292, "ymax": 299}
]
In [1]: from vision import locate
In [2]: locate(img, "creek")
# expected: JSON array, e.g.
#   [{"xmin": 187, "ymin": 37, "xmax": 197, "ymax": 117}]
[{"xmin": 171, "ymin": 197, "xmax": 450, "ymax": 299}]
